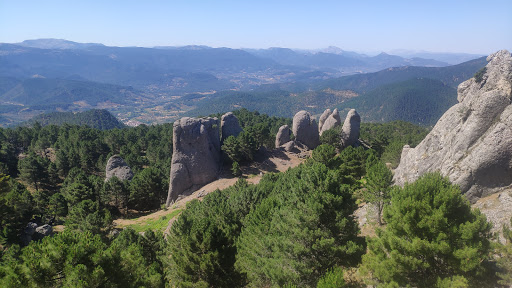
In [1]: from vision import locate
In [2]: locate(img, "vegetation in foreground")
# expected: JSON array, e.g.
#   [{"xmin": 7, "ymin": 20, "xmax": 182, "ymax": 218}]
[{"xmin": 0, "ymin": 110, "xmax": 510, "ymax": 287}]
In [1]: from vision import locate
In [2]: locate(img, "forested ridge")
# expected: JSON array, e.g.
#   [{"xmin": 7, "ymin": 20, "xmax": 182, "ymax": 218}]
[
  {"xmin": 0, "ymin": 110, "xmax": 510, "ymax": 287},
  {"xmin": 23, "ymin": 109, "xmax": 126, "ymax": 130}
]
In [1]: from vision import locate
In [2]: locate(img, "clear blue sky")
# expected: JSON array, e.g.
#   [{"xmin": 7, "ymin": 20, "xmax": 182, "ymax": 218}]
[{"xmin": 1, "ymin": 0, "xmax": 511, "ymax": 54}]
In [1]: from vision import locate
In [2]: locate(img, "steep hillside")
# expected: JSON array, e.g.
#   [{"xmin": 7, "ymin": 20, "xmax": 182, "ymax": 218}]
[
  {"xmin": 316, "ymin": 56, "xmax": 487, "ymax": 92},
  {"xmin": 23, "ymin": 109, "xmax": 126, "ymax": 129},
  {"xmin": 187, "ymin": 58, "xmax": 486, "ymax": 125},
  {"xmin": 340, "ymin": 78, "xmax": 457, "ymax": 125},
  {"xmin": 186, "ymin": 89, "xmax": 357, "ymax": 118},
  {"xmin": 0, "ymin": 77, "xmax": 145, "ymax": 106}
]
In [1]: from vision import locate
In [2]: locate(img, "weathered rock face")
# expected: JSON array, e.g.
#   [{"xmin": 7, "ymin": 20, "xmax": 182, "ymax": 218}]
[
  {"xmin": 394, "ymin": 50, "xmax": 512, "ymax": 203},
  {"xmin": 320, "ymin": 108, "xmax": 342, "ymax": 136},
  {"xmin": 221, "ymin": 112, "xmax": 243, "ymax": 142},
  {"xmin": 166, "ymin": 117, "xmax": 221, "ymax": 206},
  {"xmin": 21, "ymin": 222, "xmax": 38, "ymax": 246},
  {"xmin": 340, "ymin": 109, "xmax": 361, "ymax": 148},
  {"xmin": 292, "ymin": 110, "xmax": 319, "ymax": 150},
  {"xmin": 318, "ymin": 109, "xmax": 332, "ymax": 132},
  {"xmin": 283, "ymin": 140, "xmax": 296, "ymax": 152},
  {"xmin": 33, "ymin": 224, "xmax": 53, "ymax": 240},
  {"xmin": 275, "ymin": 125, "xmax": 291, "ymax": 148},
  {"xmin": 105, "ymin": 155, "xmax": 134, "ymax": 181},
  {"xmin": 474, "ymin": 189, "xmax": 512, "ymax": 243}
]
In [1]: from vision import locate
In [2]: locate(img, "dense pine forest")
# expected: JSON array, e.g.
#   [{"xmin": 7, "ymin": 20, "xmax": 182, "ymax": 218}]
[{"xmin": 0, "ymin": 110, "xmax": 510, "ymax": 287}]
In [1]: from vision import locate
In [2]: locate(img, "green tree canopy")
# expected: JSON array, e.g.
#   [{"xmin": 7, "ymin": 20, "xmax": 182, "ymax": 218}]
[
  {"xmin": 364, "ymin": 156, "xmax": 393, "ymax": 225},
  {"xmin": 362, "ymin": 173, "xmax": 492, "ymax": 287},
  {"xmin": 235, "ymin": 162, "xmax": 364, "ymax": 287}
]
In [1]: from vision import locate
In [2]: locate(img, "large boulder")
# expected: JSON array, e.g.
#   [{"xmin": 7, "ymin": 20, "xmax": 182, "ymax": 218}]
[
  {"xmin": 320, "ymin": 108, "xmax": 342, "ymax": 136},
  {"xmin": 166, "ymin": 117, "xmax": 221, "ymax": 206},
  {"xmin": 394, "ymin": 50, "xmax": 512, "ymax": 203},
  {"xmin": 275, "ymin": 125, "xmax": 291, "ymax": 148},
  {"xmin": 33, "ymin": 224, "xmax": 53, "ymax": 240},
  {"xmin": 105, "ymin": 155, "xmax": 134, "ymax": 181},
  {"xmin": 292, "ymin": 110, "xmax": 319, "ymax": 150},
  {"xmin": 318, "ymin": 109, "xmax": 332, "ymax": 132},
  {"xmin": 21, "ymin": 222, "xmax": 38, "ymax": 246},
  {"xmin": 340, "ymin": 109, "xmax": 361, "ymax": 148},
  {"xmin": 221, "ymin": 112, "xmax": 243, "ymax": 142}
]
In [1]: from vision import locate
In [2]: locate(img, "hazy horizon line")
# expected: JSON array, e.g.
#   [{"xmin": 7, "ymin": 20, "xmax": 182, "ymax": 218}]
[{"xmin": 2, "ymin": 38, "xmax": 495, "ymax": 56}]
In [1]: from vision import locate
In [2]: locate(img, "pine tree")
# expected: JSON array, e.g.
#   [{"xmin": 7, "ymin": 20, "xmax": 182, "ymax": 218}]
[
  {"xmin": 362, "ymin": 173, "xmax": 492, "ymax": 287},
  {"xmin": 18, "ymin": 152, "xmax": 47, "ymax": 191},
  {"xmin": 496, "ymin": 217, "xmax": 512, "ymax": 285},
  {"xmin": 364, "ymin": 157, "xmax": 393, "ymax": 225}
]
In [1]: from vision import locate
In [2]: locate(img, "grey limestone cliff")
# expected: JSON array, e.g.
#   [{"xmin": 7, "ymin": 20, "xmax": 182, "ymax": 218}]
[{"xmin": 393, "ymin": 50, "xmax": 512, "ymax": 203}]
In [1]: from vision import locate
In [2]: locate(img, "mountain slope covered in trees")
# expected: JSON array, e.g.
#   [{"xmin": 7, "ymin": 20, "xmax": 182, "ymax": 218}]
[
  {"xmin": 340, "ymin": 78, "xmax": 458, "ymax": 125},
  {"xmin": 187, "ymin": 57, "xmax": 486, "ymax": 125},
  {"xmin": 23, "ymin": 109, "xmax": 126, "ymax": 130},
  {"xmin": 0, "ymin": 77, "xmax": 145, "ymax": 106}
]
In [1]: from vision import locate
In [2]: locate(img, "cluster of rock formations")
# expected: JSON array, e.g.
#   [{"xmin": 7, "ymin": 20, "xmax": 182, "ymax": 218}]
[
  {"xmin": 166, "ymin": 108, "xmax": 361, "ymax": 206},
  {"xmin": 105, "ymin": 155, "xmax": 134, "ymax": 181},
  {"xmin": 393, "ymin": 50, "xmax": 512, "ymax": 237},
  {"xmin": 166, "ymin": 112, "xmax": 247, "ymax": 206},
  {"xmin": 275, "ymin": 108, "xmax": 361, "ymax": 152}
]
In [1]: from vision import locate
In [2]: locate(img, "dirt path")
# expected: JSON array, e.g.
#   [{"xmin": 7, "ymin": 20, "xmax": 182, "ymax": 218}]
[{"xmin": 114, "ymin": 149, "xmax": 307, "ymax": 229}]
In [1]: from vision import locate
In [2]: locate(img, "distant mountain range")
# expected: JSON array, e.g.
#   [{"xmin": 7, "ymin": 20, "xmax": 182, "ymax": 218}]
[
  {"xmin": 244, "ymin": 48, "xmax": 449, "ymax": 72},
  {"xmin": 387, "ymin": 49, "xmax": 485, "ymax": 65},
  {"xmin": 16, "ymin": 38, "xmax": 106, "ymax": 50},
  {"xmin": 0, "ymin": 39, "xmax": 489, "ymax": 126},
  {"xmin": 1, "ymin": 39, "xmax": 477, "ymax": 94}
]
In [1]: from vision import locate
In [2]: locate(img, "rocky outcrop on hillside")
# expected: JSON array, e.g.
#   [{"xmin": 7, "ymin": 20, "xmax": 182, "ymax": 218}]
[
  {"xmin": 166, "ymin": 117, "xmax": 221, "ymax": 206},
  {"xmin": 105, "ymin": 155, "xmax": 134, "ymax": 181},
  {"xmin": 21, "ymin": 222, "xmax": 53, "ymax": 245},
  {"xmin": 320, "ymin": 108, "xmax": 342, "ymax": 136},
  {"xmin": 292, "ymin": 110, "xmax": 320, "ymax": 150},
  {"xmin": 221, "ymin": 112, "xmax": 243, "ymax": 142},
  {"xmin": 34, "ymin": 224, "xmax": 53, "ymax": 240},
  {"xmin": 275, "ymin": 125, "xmax": 291, "ymax": 148},
  {"xmin": 318, "ymin": 109, "xmax": 331, "ymax": 133},
  {"xmin": 394, "ymin": 50, "xmax": 512, "ymax": 203},
  {"xmin": 340, "ymin": 109, "xmax": 361, "ymax": 148}
]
